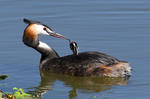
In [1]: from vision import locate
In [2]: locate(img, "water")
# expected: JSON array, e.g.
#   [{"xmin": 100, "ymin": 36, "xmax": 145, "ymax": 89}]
[{"xmin": 0, "ymin": 0, "xmax": 150, "ymax": 99}]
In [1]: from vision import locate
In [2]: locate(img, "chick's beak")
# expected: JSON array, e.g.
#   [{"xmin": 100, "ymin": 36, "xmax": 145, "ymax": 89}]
[{"xmin": 46, "ymin": 28, "xmax": 70, "ymax": 40}]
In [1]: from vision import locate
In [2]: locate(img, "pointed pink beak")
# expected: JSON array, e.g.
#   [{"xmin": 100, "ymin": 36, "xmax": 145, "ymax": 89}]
[{"xmin": 46, "ymin": 28, "xmax": 70, "ymax": 41}]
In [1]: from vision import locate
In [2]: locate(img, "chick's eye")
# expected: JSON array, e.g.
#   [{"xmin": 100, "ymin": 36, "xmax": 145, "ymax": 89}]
[{"xmin": 43, "ymin": 27, "xmax": 47, "ymax": 31}]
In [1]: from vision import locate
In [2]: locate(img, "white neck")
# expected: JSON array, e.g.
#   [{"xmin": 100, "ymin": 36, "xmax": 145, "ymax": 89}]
[
  {"xmin": 35, "ymin": 41, "xmax": 59, "ymax": 60},
  {"xmin": 38, "ymin": 41, "xmax": 53, "ymax": 51}
]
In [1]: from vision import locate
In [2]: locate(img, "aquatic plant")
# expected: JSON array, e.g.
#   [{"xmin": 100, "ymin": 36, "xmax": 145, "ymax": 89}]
[
  {"xmin": 0, "ymin": 87, "xmax": 38, "ymax": 99},
  {"xmin": 0, "ymin": 75, "xmax": 8, "ymax": 80},
  {"xmin": 12, "ymin": 87, "xmax": 32, "ymax": 98}
]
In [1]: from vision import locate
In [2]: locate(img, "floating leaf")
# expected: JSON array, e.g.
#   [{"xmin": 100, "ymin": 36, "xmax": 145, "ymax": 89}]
[{"xmin": 0, "ymin": 75, "xmax": 8, "ymax": 80}]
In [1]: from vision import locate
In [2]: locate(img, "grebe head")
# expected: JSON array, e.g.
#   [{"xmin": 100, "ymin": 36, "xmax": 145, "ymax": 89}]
[{"xmin": 23, "ymin": 18, "xmax": 67, "ymax": 41}]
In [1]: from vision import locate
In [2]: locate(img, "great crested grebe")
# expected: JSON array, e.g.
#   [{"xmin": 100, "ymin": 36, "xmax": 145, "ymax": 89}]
[{"xmin": 23, "ymin": 18, "xmax": 131, "ymax": 77}]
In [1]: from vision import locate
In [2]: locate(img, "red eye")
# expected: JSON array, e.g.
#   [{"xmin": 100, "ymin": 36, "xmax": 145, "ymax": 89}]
[{"xmin": 43, "ymin": 27, "xmax": 47, "ymax": 31}]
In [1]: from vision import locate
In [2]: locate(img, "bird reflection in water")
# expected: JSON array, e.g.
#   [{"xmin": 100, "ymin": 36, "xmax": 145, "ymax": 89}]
[{"xmin": 28, "ymin": 70, "xmax": 129, "ymax": 99}]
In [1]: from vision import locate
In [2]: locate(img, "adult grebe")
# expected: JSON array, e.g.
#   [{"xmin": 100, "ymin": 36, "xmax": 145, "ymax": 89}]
[{"xmin": 23, "ymin": 18, "xmax": 131, "ymax": 77}]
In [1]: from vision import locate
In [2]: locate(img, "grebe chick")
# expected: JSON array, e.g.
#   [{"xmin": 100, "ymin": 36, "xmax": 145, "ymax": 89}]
[
  {"xmin": 23, "ymin": 19, "xmax": 132, "ymax": 77},
  {"xmin": 70, "ymin": 41, "xmax": 78, "ymax": 55}
]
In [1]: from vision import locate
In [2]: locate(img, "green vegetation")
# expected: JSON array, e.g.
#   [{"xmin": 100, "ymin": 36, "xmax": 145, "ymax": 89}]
[
  {"xmin": 0, "ymin": 87, "xmax": 37, "ymax": 99},
  {"xmin": 12, "ymin": 87, "xmax": 32, "ymax": 98}
]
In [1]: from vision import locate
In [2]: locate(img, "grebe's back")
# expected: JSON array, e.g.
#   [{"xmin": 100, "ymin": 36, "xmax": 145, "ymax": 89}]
[{"xmin": 40, "ymin": 51, "xmax": 131, "ymax": 77}]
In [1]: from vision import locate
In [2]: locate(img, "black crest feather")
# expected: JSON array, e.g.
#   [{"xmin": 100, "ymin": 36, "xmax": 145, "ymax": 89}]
[
  {"xmin": 23, "ymin": 18, "xmax": 41, "ymax": 24},
  {"xmin": 23, "ymin": 18, "xmax": 53, "ymax": 31}
]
